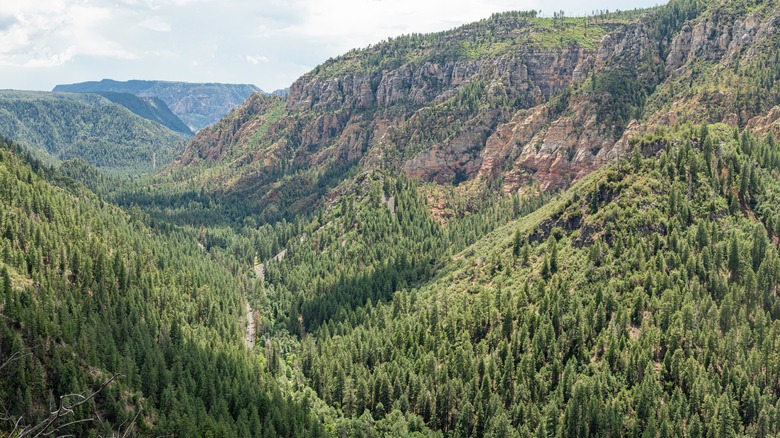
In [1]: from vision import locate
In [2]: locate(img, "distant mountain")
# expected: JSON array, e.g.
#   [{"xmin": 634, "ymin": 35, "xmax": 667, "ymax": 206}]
[
  {"xmin": 91, "ymin": 91, "xmax": 193, "ymax": 135},
  {"xmin": 271, "ymin": 88, "xmax": 290, "ymax": 98},
  {"xmin": 53, "ymin": 79, "xmax": 263, "ymax": 131},
  {"xmin": 0, "ymin": 90, "xmax": 186, "ymax": 173}
]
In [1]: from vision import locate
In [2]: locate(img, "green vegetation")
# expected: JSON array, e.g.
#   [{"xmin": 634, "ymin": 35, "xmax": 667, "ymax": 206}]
[
  {"xmin": 529, "ymin": 16, "xmax": 610, "ymax": 50},
  {"xmin": 294, "ymin": 123, "xmax": 780, "ymax": 436},
  {"xmin": 643, "ymin": 0, "xmax": 780, "ymax": 127},
  {"xmin": 384, "ymin": 79, "xmax": 529, "ymax": 170},
  {"xmin": 0, "ymin": 138, "xmax": 323, "ymax": 436},
  {"xmin": 78, "ymin": 114, "xmax": 780, "ymax": 437},
  {"xmin": 590, "ymin": 68, "xmax": 652, "ymax": 135},
  {"xmin": 54, "ymin": 80, "xmax": 263, "ymax": 131},
  {"xmin": 0, "ymin": 91, "xmax": 186, "ymax": 174},
  {"xmin": 247, "ymin": 99, "xmax": 287, "ymax": 151},
  {"xmin": 312, "ymin": 9, "xmax": 649, "ymax": 79},
  {"xmin": 5, "ymin": 0, "xmax": 780, "ymax": 436},
  {"xmin": 92, "ymin": 91, "xmax": 193, "ymax": 135}
]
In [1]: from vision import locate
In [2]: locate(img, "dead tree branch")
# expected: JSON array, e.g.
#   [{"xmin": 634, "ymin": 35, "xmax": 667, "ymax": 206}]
[{"xmin": 7, "ymin": 374, "xmax": 119, "ymax": 438}]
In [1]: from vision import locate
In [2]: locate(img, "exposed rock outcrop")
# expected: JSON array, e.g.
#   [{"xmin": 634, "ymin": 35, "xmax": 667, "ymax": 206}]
[
  {"xmin": 747, "ymin": 106, "xmax": 780, "ymax": 138},
  {"xmin": 463, "ymin": 22, "xmax": 660, "ymax": 193},
  {"xmin": 666, "ymin": 11, "xmax": 764, "ymax": 71},
  {"xmin": 175, "ymin": 4, "xmax": 780, "ymax": 219},
  {"xmin": 180, "ymin": 93, "xmax": 282, "ymax": 164}
]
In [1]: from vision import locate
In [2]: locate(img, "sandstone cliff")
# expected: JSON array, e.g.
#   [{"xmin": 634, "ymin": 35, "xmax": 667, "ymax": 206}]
[
  {"xmin": 175, "ymin": 2, "xmax": 780, "ymax": 218},
  {"xmin": 180, "ymin": 93, "xmax": 283, "ymax": 164}
]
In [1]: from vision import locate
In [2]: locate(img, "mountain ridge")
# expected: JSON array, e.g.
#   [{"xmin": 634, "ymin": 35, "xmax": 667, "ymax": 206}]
[
  {"xmin": 0, "ymin": 90, "xmax": 187, "ymax": 173},
  {"xmin": 167, "ymin": 0, "xmax": 779, "ymax": 221},
  {"xmin": 89, "ymin": 91, "xmax": 193, "ymax": 135},
  {"xmin": 53, "ymin": 79, "xmax": 263, "ymax": 131},
  {"xmin": 164, "ymin": 9, "xmax": 652, "ymax": 224}
]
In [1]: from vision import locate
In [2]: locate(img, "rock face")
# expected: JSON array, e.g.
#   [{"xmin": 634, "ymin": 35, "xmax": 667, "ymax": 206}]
[
  {"xmin": 287, "ymin": 52, "xmax": 582, "ymax": 114},
  {"xmin": 666, "ymin": 12, "xmax": 764, "ymax": 71},
  {"xmin": 646, "ymin": 5, "xmax": 780, "ymax": 128},
  {"xmin": 176, "ymin": 3, "xmax": 780, "ymax": 216},
  {"xmin": 747, "ymin": 106, "xmax": 780, "ymax": 139},
  {"xmin": 180, "ymin": 93, "xmax": 282, "ymax": 164},
  {"xmin": 323, "ymin": 19, "xmax": 664, "ymax": 193},
  {"xmin": 447, "ymin": 21, "xmax": 661, "ymax": 192},
  {"xmin": 278, "ymin": 40, "xmax": 606, "ymax": 190}
]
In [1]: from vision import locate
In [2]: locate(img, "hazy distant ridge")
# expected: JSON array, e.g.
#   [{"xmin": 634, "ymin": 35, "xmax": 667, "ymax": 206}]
[
  {"xmin": 89, "ymin": 91, "xmax": 193, "ymax": 135},
  {"xmin": 0, "ymin": 90, "xmax": 186, "ymax": 173},
  {"xmin": 54, "ymin": 79, "xmax": 263, "ymax": 131}
]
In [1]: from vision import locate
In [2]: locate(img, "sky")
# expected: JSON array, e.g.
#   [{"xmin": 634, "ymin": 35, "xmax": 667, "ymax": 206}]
[{"xmin": 0, "ymin": 0, "xmax": 663, "ymax": 93}]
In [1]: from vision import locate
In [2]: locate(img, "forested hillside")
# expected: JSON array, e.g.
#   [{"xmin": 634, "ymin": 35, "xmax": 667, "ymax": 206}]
[
  {"xmin": 138, "ymin": 122, "xmax": 780, "ymax": 436},
  {"xmin": 0, "ymin": 91, "xmax": 187, "ymax": 174},
  {"xmin": 90, "ymin": 91, "xmax": 193, "ymax": 135},
  {"xmin": 0, "ymin": 139, "xmax": 323, "ymax": 436},
  {"xmin": 4, "ymin": 0, "xmax": 780, "ymax": 436},
  {"xmin": 135, "ymin": 0, "xmax": 780, "ymax": 435},
  {"xmin": 298, "ymin": 124, "xmax": 780, "ymax": 436}
]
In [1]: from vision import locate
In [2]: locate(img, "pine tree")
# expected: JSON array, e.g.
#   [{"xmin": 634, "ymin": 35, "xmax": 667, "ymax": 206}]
[
  {"xmin": 704, "ymin": 137, "xmax": 714, "ymax": 168},
  {"xmin": 716, "ymin": 393, "xmax": 735, "ymax": 438},
  {"xmin": 513, "ymin": 230, "xmax": 522, "ymax": 258},
  {"xmin": 521, "ymin": 243, "xmax": 531, "ymax": 267},
  {"xmin": 632, "ymin": 146, "xmax": 642, "ymax": 171},
  {"xmin": 728, "ymin": 234, "xmax": 740, "ymax": 281},
  {"xmin": 1, "ymin": 266, "xmax": 10, "ymax": 295},
  {"xmin": 548, "ymin": 237, "xmax": 558, "ymax": 275},
  {"xmin": 752, "ymin": 225, "xmax": 768, "ymax": 272}
]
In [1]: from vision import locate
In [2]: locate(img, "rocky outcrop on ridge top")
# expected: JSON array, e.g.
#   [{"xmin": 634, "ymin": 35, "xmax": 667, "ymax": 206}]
[{"xmin": 177, "ymin": 3, "xmax": 780, "ymax": 215}]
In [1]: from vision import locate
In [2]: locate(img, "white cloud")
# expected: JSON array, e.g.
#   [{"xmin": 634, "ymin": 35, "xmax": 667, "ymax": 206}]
[
  {"xmin": 116, "ymin": 0, "xmax": 201, "ymax": 8},
  {"xmin": 24, "ymin": 45, "xmax": 76, "ymax": 67},
  {"xmin": 139, "ymin": 16, "xmax": 171, "ymax": 32},
  {"xmin": 0, "ymin": 1, "xmax": 136, "ymax": 67},
  {"xmin": 245, "ymin": 55, "xmax": 269, "ymax": 65},
  {"xmin": 0, "ymin": 14, "xmax": 17, "ymax": 32}
]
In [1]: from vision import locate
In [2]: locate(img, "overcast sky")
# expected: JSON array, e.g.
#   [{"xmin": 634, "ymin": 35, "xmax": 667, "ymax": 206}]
[{"xmin": 0, "ymin": 0, "xmax": 663, "ymax": 92}]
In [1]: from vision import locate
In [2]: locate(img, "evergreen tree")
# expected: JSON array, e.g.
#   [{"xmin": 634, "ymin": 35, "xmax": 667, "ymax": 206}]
[
  {"xmin": 729, "ymin": 233, "xmax": 740, "ymax": 281},
  {"xmin": 1, "ymin": 266, "xmax": 10, "ymax": 295}
]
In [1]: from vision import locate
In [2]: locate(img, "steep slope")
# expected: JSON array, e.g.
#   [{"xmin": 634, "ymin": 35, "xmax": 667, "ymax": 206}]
[
  {"xmin": 0, "ymin": 138, "xmax": 323, "ymax": 436},
  {"xmin": 98, "ymin": 1, "xmax": 780, "ymax": 435},
  {"xmin": 164, "ymin": 0, "xmax": 780, "ymax": 225},
  {"xmin": 482, "ymin": 0, "xmax": 780, "ymax": 196},
  {"xmin": 0, "ymin": 91, "xmax": 186, "ymax": 174},
  {"xmin": 54, "ymin": 80, "xmax": 263, "ymax": 131},
  {"xmin": 128, "ymin": 0, "xmax": 780, "ymax": 436},
  {"xmin": 91, "ymin": 91, "xmax": 193, "ymax": 135},
  {"xmin": 617, "ymin": 0, "xmax": 780, "ymax": 142},
  {"xmin": 164, "ymin": 9, "xmax": 655, "ymax": 223},
  {"xmin": 286, "ymin": 123, "xmax": 780, "ymax": 435}
]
